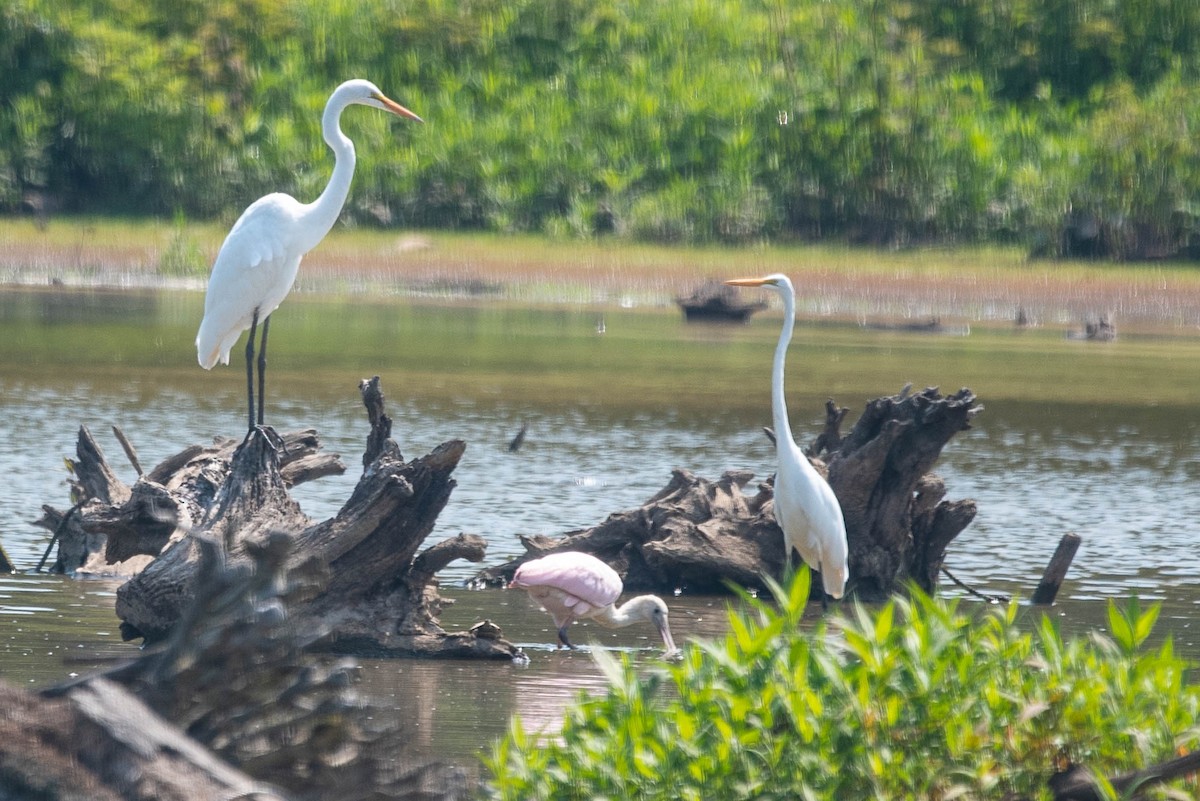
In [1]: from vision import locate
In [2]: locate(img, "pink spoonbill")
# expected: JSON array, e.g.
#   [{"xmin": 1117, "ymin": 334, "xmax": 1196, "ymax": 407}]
[{"xmin": 509, "ymin": 551, "xmax": 678, "ymax": 655}]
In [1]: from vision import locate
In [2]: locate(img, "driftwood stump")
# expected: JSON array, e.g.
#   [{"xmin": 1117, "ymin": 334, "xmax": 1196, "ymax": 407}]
[
  {"xmin": 479, "ymin": 386, "xmax": 979, "ymax": 601},
  {"xmin": 478, "ymin": 468, "xmax": 785, "ymax": 594},
  {"xmin": 0, "ymin": 678, "xmax": 274, "ymax": 801},
  {"xmin": 38, "ymin": 377, "xmax": 521, "ymax": 660},
  {"xmin": 9, "ymin": 526, "xmax": 475, "ymax": 801},
  {"xmin": 817, "ymin": 385, "xmax": 981, "ymax": 599},
  {"xmin": 33, "ymin": 426, "xmax": 343, "ymax": 575}
]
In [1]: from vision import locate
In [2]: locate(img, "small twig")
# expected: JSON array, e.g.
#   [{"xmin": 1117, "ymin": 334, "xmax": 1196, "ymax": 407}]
[
  {"xmin": 507, "ymin": 422, "xmax": 528, "ymax": 453},
  {"xmin": 941, "ymin": 565, "xmax": 1009, "ymax": 604},
  {"xmin": 35, "ymin": 498, "xmax": 89, "ymax": 573},
  {"xmin": 111, "ymin": 424, "xmax": 144, "ymax": 476}
]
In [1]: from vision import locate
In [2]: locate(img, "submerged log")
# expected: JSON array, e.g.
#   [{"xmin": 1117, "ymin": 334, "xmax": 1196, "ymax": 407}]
[
  {"xmin": 40, "ymin": 379, "xmax": 520, "ymax": 660},
  {"xmin": 479, "ymin": 386, "xmax": 979, "ymax": 601},
  {"xmin": 676, "ymin": 281, "xmax": 768, "ymax": 323},
  {"xmin": 1048, "ymin": 750, "xmax": 1200, "ymax": 801}
]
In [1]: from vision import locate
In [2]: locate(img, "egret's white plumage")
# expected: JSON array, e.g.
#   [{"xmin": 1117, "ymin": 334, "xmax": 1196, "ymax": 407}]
[
  {"xmin": 196, "ymin": 79, "xmax": 422, "ymax": 430},
  {"xmin": 726, "ymin": 274, "xmax": 849, "ymax": 599},
  {"xmin": 510, "ymin": 551, "xmax": 678, "ymax": 654}
]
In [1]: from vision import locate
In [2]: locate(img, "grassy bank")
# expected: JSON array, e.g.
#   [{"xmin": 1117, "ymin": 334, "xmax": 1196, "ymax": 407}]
[{"xmin": 4, "ymin": 216, "xmax": 1200, "ymax": 332}]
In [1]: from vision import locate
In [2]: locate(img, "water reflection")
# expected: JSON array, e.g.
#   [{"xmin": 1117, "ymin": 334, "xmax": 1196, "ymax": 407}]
[
  {"xmin": 2, "ymin": 286, "xmax": 1200, "ymax": 765},
  {"xmin": 356, "ymin": 588, "xmax": 737, "ymax": 761}
]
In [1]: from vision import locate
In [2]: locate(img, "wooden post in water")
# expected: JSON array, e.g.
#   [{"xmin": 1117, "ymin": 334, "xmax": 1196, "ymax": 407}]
[{"xmin": 1031, "ymin": 533, "xmax": 1082, "ymax": 605}]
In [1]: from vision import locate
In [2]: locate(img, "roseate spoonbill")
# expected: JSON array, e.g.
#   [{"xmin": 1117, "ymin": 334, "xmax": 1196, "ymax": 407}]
[
  {"xmin": 725, "ymin": 274, "xmax": 849, "ymax": 601},
  {"xmin": 509, "ymin": 551, "xmax": 678, "ymax": 654},
  {"xmin": 196, "ymin": 79, "xmax": 422, "ymax": 434}
]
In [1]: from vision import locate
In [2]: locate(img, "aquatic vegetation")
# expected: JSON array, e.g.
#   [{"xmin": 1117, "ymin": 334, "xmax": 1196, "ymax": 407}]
[{"xmin": 485, "ymin": 569, "xmax": 1200, "ymax": 800}]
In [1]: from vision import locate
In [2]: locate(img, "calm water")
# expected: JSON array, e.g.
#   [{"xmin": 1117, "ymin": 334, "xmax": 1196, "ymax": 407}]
[{"xmin": 1, "ymin": 285, "xmax": 1199, "ymax": 767}]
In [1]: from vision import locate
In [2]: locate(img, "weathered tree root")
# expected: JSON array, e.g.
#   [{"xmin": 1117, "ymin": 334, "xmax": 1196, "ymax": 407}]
[
  {"xmin": 22, "ymin": 527, "xmax": 476, "ymax": 801},
  {"xmin": 479, "ymin": 386, "xmax": 980, "ymax": 601},
  {"xmin": 476, "ymin": 468, "xmax": 786, "ymax": 594},
  {"xmin": 34, "ymin": 426, "xmax": 343, "ymax": 575},
  {"xmin": 819, "ymin": 385, "xmax": 981, "ymax": 599},
  {"xmin": 40, "ymin": 378, "xmax": 521, "ymax": 660}
]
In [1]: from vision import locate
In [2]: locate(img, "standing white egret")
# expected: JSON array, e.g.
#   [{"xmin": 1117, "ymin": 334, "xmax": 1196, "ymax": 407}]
[
  {"xmin": 725, "ymin": 274, "xmax": 849, "ymax": 600},
  {"xmin": 196, "ymin": 79, "xmax": 422, "ymax": 434}
]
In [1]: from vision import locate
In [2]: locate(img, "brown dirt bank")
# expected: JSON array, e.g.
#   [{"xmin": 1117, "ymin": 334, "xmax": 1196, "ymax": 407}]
[{"xmin": 4, "ymin": 219, "xmax": 1200, "ymax": 333}]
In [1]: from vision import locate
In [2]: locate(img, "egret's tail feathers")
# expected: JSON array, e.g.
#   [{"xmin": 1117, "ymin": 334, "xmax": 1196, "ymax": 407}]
[
  {"xmin": 196, "ymin": 339, "xmax": 225, "ymax": 369},
  {"xmin": 821, "ymin": 562, "xmax": 849, "ymax": 599},
  {"xmin": 196, "ymin": 322, "xmax": 239, "ymax": 369}
]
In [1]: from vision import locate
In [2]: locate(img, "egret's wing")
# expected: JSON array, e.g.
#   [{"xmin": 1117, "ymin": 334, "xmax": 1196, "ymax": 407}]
[
  {"xmin": 773, "ymin": 443, "xmax": 849, "ymax": 597},
  {"xmin": 195, "ymin": 194, "xmax": 303, "ymax": 368},
  {"xmin": 222, "ymin": 194, "xmax": 296, "ymax": 268}
]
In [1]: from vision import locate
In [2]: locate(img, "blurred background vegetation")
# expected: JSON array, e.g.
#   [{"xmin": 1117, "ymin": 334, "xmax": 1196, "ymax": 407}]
[{"xmin": 2, "ymin": 0, "xmax": 1200, "ymax": 256}]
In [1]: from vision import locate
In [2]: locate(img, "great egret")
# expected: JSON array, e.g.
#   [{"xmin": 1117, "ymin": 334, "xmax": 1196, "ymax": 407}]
[
  {"xmin": 725, "ymin": 274, "xmax": 849, "ymax": 600},
  {"xmin": 195, "ymin": 79, "xmax": 422, "ymax": 434},
  {"xmin": 509, "ymin": 551, "xmax": 678, "ymax": 654}
]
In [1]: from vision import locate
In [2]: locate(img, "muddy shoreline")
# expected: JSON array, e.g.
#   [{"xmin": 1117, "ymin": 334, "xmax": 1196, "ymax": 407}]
[{"xmin": 3, "ymin": 227, "xmax": 1200, "ymax": 333}]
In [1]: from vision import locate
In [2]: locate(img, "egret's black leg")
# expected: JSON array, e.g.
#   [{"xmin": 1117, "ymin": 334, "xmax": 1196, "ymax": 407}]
[
  {"xmin": 257, "ymin": 315, "xmax": 270, "ymax": 427},
  {"xmin": 815, "ymin": 563, "xmax": 829, "ymax": 611},
  {"xmin": 245, "ymin": 309, "xmax": 259, "ymax": 434}
]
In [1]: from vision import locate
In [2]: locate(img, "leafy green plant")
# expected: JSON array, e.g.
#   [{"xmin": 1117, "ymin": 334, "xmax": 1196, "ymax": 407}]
[
  {"xmin": 484, "ymin": 569, "xmax": 1199, "ymax": 800},
  {"xmin": 6, "ymin": 0, "xmax": 1200, "ymax": 250}
]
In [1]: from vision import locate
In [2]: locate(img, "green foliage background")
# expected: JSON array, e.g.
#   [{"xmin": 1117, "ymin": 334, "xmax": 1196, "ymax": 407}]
[
  {"xmin": 3, "ymin": 0, "xmax": 1200, "ymax": 251},
  {"xmin": 485, "ymin": 570, "xmax": 1200, "ymax": 800}
]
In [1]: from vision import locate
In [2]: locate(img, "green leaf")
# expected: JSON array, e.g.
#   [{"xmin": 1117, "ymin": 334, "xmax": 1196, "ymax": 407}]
[
  {"xmin": 1107, "ymin": 599, "xmax": 1136, "ymax": 653},
  {"xmin": 1132, "ymin": 602, "xmax": 1161, "ymax": 649}
]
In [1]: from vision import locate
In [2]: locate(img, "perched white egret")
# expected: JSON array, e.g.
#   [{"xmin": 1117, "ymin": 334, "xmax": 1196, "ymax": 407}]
[
  {"xmin": 725, "ymin": 274, "xmax": 849, "ymax": 600},
  {"xmin": 509, "ymin": 551, "xmax": 678, "ymax": 654},
  {"xmin": 196, "ymin": 79, "xmax": 422, "ymax": 433}
]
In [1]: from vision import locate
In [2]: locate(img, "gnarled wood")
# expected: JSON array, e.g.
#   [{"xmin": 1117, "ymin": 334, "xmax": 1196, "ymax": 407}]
[
  {"xmin": 477, "ymin": 468, "xmax": 785, "ymax": 593},
  {"xmin": 0, "ymin": 679, "xmax": 275, "ymax": 801},
  {"xmin": 23, "ymin": 527, "xmax": 475, "ymax": 801},
  {"xmin": 36, "ymin": 428, "xmax": 344, "ymax": 577},
  {"xmin": 479, "ymin": 387, "xmax": 980, "ymax": 601},
  {"xmin": 69, "ymin": 425, "xmax": 130, "ymax": 506},
  {"xmin": 360, "ymin": 374, "xmax": 398, "ymax": 468},
  {"xmin": 820, "ymin": 385, "xmax": 981, "ymax": 599},
  {"xmin": 75, "ymin": 378, "xmax": 523, "ymax": 660}
]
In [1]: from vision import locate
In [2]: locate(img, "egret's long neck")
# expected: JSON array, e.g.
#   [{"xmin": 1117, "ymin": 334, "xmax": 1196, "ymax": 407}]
[
  {"xmin": 772, "ymin": 286, "xmax": 797, "ymax": 449},
  {"xmin": 300, "ymin": 99, "xmax": 357, "ymax": 252}
]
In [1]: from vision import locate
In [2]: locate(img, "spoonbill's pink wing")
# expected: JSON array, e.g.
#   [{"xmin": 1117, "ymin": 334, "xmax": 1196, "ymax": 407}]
[{"xmin": 510, "ymin": 551, "xmax": 623, "ymax": 612}]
